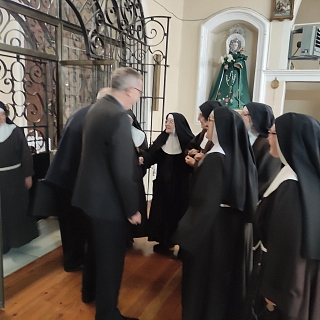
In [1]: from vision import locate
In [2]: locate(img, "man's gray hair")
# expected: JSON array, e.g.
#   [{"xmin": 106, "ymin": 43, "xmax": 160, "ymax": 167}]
[
  {"xmin": 96, "ymin": 87, "xmax": 111, "ymax": 100},
  {"xmin": 111, "ymin": 67, "xmax": 142, "ymax": 92}
]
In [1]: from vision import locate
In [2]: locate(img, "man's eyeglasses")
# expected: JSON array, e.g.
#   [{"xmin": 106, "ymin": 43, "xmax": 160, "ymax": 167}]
[
  {"xmin": 268, "ymin": 131, "xmax": 277, "ymax": 135},
  {"xmin": 133, "ymin": 87, "xmax": 143, "ymax": 94}
]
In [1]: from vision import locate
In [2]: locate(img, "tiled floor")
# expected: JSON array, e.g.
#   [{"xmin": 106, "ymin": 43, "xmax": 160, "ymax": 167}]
[{"xmin": 3, "ymin": 217, "xmax": 61, "ymax": 277}]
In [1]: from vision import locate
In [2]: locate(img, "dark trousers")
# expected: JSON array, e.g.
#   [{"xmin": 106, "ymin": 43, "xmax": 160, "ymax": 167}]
[
  {"xmin": 58, "ymin": 203, "xmax": 87, "ymax": 271},
  {"xmin": 89, "ymin": 216, "xmax": 129, "ymax": 320}
]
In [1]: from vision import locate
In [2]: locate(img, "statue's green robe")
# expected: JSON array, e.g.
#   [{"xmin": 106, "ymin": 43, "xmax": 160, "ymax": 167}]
[{"xmin": 209, "ymin": 51, "xmax": 251, "ymax": 110}]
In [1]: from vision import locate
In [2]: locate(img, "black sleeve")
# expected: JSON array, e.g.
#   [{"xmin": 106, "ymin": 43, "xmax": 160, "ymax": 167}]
[
  {"xmin": 141, "ymin": 140, "xmax": 161, "ymax": 169},
  {"xmin": 109, "ymin": 112, "xmax": 140, "ymax": 219},
  {"xmin": 174, "ymin": 153, "xmax": 225, "ymax": 254},
  {"xmin": 185, "ymin": 133, "xmax": 201, "ymax": 155},
  {"xmin": 260, "ymin": 181, "xmax": 304, "ymax": 306}
]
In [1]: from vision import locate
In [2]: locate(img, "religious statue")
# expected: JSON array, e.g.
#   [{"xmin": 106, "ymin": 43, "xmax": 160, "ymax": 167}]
[{"xmin": 209, "ymin": 33, "xmax": 251, "ymax": 110}]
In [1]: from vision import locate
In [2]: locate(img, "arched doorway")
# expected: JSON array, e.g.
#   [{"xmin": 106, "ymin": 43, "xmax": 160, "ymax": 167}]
[{"xmin": 195, "ymin": 7, "xmax": 270, "ymax": 120}]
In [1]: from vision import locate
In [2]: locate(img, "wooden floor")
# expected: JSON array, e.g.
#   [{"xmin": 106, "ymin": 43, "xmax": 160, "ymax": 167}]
[{"xmin": 0, "ymin": 238, "xmax": 182, "ymax": 320}]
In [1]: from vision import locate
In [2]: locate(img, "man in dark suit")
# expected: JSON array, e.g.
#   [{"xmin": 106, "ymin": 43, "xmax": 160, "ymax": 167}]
[
  {"xmin": 43, "ymin": 87, "xmax": 112, "ymax": 273},
  {"xmin": 72, "ymin": 67, "xmax": 142, "ymax": 320}
]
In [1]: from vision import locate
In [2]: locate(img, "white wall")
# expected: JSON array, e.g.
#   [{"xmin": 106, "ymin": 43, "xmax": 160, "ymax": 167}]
[
  {"xmin": 142, "ymin": 0, "xmax": 184, "ymax": 133},
  {"xmin": 283, "ymin": 82, "xmax": 320, "ymax": 121},
  {"xmin": 143, "ymin": 0, "xmax": 320, "ymax": 132}
]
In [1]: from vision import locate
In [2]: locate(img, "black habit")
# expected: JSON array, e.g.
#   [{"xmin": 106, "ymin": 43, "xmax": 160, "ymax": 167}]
[
  {"xmin": 252, "ymin": 113, "xmax": 320, "ymax": 320},
  {"xmin": 143, "ymin": 113, "xmax": 194, "ymax": 248},
  {"xmin": 175, "ymin": 107, "xmax": 258, "ymax": 320},
  {"xmin": 186, "ymin": 101, "xmax": 223, "ymax": 155},
  {"xmin": 254, "ymin": 181, "xmax": 320, "ymax": 319},
  {"xmin": 0, "ymin": 126, "xmax": 38, "ymax": 253},
  {"xmin": 251, "ymin": 136, "xmax": 281, "ymax": 199},
  {"xmin": 245, "ymin": 102, "xmax": 281, "ymax": 199}
]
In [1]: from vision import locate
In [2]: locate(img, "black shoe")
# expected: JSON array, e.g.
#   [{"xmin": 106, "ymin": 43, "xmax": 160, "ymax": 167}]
[
  {"xmin": 126, "ymin": 239, "xmax": 134, "ymax": 250},
  {"xmin": 153, "ymin": 243, "xmax": 174, "ymax": 253},
  {"xmin": 81, "ymin": 292, "xmax": 95, "ymax": 303},
  {"xmin": 64, "ymin": 264, "xmax": 84, "ymax": 272},
  {"xmin": 122, "ymin": 317, "xmax": 139, "ymax": 320}
]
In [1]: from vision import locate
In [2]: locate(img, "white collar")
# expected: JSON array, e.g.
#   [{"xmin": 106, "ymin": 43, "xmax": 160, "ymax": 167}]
[
  {"xmin": 200, "ymin": 134, "xmax": 208, "ymax": 150},
  {"xmin": 161, "ymin": 133, "xmax": 182, "ymax": 155},
  {"xmin": 206, "ymin": 144, "xmax": 225, "ymax": 155},
  {"xmin": 0, "ymin": 123, "xmax": 16, "ymax": 142},
  {"xmin": 263, "ymin": 165, "xmax": 298, "ymax": 198},
  {"xmin": 131, "ymin": 126, "xmax": 145, "ymax": 147},
  {"xmin": 248, "ymin": 129, "xmax": 259, "ymax": 146},
  {"xmin": 199, "ymin": 126, "xmax": 225, "ymax": 166},
  {"xmin": 206, "ymin": 125, "xmax": 225, "ymax": 156}
]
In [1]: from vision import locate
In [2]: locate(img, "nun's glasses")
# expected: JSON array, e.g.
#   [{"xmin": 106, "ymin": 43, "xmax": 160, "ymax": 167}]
[{"xmin": 268, "ymin": 131, "xmax": 277, "ymax": 135}]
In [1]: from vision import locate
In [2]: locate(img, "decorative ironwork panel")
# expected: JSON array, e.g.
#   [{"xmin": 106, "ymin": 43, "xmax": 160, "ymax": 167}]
[
  {"xmin": 9, "ymin": 0, "xmax": 59, "ymax": 18},
  {"xmin": 62, "ymin": 0, "xmax": 101, "ymax": 29},
  {"xmin": 0, "ymin": 0, "xmax": 171, "ymax": 305},
  {"xmin": 62, "ymin": 29, "xmax": 88, "ymax": 60},
  {"xmin": 104, "ymin": 0, "xmax": 145, "ymax": 33},
  {"xmin": 0, "ymin": 7, "xmax": 57, "ymax": 55},
  {"xmin": 0, "ymin": 51, "xmax": 57, "ymax": 151},
  {"xmin": 61, "ymin": 63, "xmax": 112, "ymax": 124},
  {"xmin": 61, "ymin": 0, "xmax": 81, "ymax": 27}
]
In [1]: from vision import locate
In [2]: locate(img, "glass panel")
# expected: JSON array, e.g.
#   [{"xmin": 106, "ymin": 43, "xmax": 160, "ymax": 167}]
[
  {"xmin": 9, "ymin": 0, "xmax": 59, "ymax": 18},
  {"xmin": 0, "ymin": 8, "xmax": 57, "ymax": 55},
  {"xmin": 61, "ymin": 0, "xmax": 103, "ymax": 28},
  {"xmin": 62, "ymin": 30, "xmax": 88, "ymax": 60},
  {"xmin": 0, "ymin": 51, "xmax": 57, "ymax": 151},
  {"xmin": 61, "ymin": 64, "xmax": 111, "ymax": 124}
]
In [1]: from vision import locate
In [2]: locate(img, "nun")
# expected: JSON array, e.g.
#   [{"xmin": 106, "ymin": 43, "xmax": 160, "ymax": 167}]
[
  {"xmin": 242, "ymin": 102, "xmax": 282, "ymax": 199},
  {"xmin": 141, "ymin": 113, "xmax": 194, "ymax": 252},
  {"xmin": 252, "ymin": 113, "xmax": 320, "ymax": 320},
  {"xmin": 0, "ymin": 102, "xmax": 38, "ymax": 253},
  {"xmin": 241, "ymin": 102, "xmax": 281, "ymax": 317},
  {"xmin": 186, "ymin": 100, "xmax": 222, "ymax": 168},
  {"xmin": 174, "ymin": 107, "xmax": 258, "ymax": 320}
]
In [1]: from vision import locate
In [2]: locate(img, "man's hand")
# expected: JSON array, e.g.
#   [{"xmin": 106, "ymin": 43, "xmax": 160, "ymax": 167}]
[
  {"xmin": 138, "ymin": 157, "xmax": 144, "ymax": 165},
  {"xmin": 128, "ymin": 211, "xmax": 142, "ymax": 225},
  {"xmin": 265, "ymin": 298, "xmax": 276, "ymax": 311},
  {"xmin": 25, "ymin": 176, "xmax": 32, "ymax": 189}
]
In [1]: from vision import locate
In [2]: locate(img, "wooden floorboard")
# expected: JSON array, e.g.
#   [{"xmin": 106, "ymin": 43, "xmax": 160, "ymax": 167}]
[{"xmin": 0, "ymin": 238, "xmax": 182, "ymax": 320}]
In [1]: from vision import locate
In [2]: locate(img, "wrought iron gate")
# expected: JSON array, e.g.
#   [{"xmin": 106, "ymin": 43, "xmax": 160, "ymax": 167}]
[{"xmin": 0, "ymin": 0, "xmax": 170, "ymax": 307}]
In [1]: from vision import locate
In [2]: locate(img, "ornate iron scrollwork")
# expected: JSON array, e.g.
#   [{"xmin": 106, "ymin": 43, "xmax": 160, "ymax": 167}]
[
  {"xmin": 0, "ymin": 7, "xmax": 56, "ymax": 55},
  {"xmin": 0, "ymin": 52, "xmax": 56, "ymax": 151},
  {"xmin": 11, "ymin": 0, "xmax": 58, "ymax": 17}
]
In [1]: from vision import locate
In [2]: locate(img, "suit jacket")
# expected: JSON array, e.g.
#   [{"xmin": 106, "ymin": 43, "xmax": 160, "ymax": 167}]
[
  {"xmin": 72, "ymin": 95, "xmax": 140, "ymax": 221},
  {"xmin": 46, "ymin": 105, "xmax": 91, "ymax": 193},
  {"xmin": 31, "ymin": 105, "xmax": 91, "ymax": 218}
]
